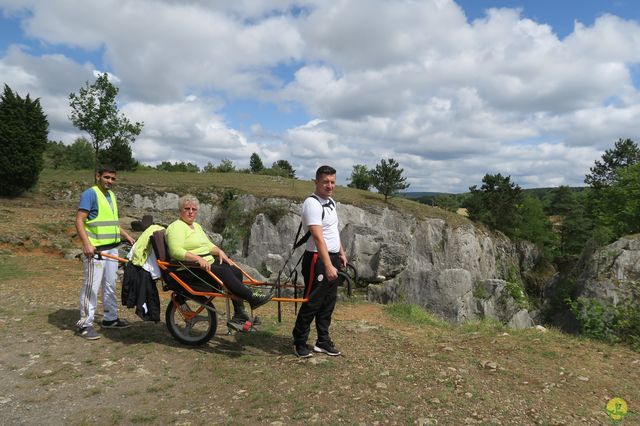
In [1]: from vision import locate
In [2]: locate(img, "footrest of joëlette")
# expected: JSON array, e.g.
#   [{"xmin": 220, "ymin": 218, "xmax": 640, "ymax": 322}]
[{"xmin": 226, "ymin": 319, "xmax": 254, "ymax": 333}]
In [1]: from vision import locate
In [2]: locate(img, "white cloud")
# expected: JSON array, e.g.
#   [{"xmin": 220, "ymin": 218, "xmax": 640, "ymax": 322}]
[
  {"xmin": 123, "ymin": 99, "xmax": 262, "ymax": 166},
  {"xmin": 1, "ymin": 0, "xmax": 639, "ymax": 191}
]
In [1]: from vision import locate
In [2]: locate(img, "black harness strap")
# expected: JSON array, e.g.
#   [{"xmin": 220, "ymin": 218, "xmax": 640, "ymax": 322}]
[{"xmin": 293, "ymin": 194, "xmax": 334, "ymax": 249}]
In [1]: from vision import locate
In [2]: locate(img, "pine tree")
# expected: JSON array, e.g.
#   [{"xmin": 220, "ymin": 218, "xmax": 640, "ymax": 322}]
[
  {"xmin": 249, "ymin": 153, "xmax": 264, "ymax": 173},
  {"xmin": 371, "ymin": 158, "xmax": 409, "ymax": 201},
  {"xmin": 467, "ymin": 173, "xmax": 523, "ymax": 237},
  {"xmin": 347, "ymin": 164, "xmax": 373, "ymax": 190},
  {"xmin": 0, "ymin": 85, "xmax": 49, "ymax": 196}
]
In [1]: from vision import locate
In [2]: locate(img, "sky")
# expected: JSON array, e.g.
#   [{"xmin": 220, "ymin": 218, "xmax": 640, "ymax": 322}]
[{"xmin": 1, "ymin": 0, "xmax": 639, "ymax": 192}]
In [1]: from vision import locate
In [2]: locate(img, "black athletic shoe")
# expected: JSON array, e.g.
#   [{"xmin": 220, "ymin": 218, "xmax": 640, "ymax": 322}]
[
  {"xmin": 101, "ymin": 318, "xmax": 131, "ymax": 329},
  {"xmin": 249, "ymin": 291, "xmax": 272, "ymax": 310},
  {"xmin": 294, "ymin": 344, "xmax": 313, "ymax": 358},
  {"xmin": 77, "ymin": 326, "xmax": 101, "ymax": 340},
  {"xmin": 231, "ymin": 312, "xmax": 252, "ymax": 323},
  {"xmin": 313, "ymin": 340, "xmax": 341, "ymax": 356}
]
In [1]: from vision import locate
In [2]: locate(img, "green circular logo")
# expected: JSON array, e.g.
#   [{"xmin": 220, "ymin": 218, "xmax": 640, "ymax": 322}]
[{"xmin": 606, "ymin": 398, "xmax": 628, "ymax": 422}]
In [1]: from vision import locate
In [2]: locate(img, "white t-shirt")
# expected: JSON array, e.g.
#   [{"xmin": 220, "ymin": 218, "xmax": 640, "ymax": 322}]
[{"xmin": 301, "ymin": 194, "xmax": 341, "ymax": 253}]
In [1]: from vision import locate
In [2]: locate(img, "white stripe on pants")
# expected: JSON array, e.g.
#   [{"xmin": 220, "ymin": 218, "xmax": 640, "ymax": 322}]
[{"xmin": 77, "ymin": 247, "xmax": 119, "ymax": 329}]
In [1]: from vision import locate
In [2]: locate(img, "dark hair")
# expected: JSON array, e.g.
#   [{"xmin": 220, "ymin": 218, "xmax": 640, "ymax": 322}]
[
  {"xmin": 315, "ymin": 165, "xmax": 336, "ymax": 179},
  {"xmin": 97, "ymin": 164, "xmax": 117, "ymax": 174}
]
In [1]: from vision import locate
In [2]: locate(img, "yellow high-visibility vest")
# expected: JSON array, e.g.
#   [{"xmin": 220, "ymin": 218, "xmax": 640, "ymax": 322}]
[{"xmin": 85, "ymin": 186, "xmax": 120, "ymax": 247}]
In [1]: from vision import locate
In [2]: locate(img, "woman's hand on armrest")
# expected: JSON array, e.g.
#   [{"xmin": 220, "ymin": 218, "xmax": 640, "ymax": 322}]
[
  {"xmin": 185, "ymin": 252, "xmax": 211, "ymax": 271},
  {"xmin": 214, "ymin": 247, "xmax": 230, "ymax": 264}
]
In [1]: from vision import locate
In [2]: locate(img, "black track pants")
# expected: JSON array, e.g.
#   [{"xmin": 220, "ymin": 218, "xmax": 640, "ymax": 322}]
[
  {"xmin": 292, "ymin": 251, "xmax": 339, "ymax": 346},
  {"xmin": 173, "ymin": 263, "xmax": 252, "ymax": 300}
]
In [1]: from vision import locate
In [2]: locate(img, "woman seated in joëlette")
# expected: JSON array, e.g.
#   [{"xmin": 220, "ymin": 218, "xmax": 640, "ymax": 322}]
[{"xmin": 165, "ymin": 194, "xmax": 272, "ymax": 317}]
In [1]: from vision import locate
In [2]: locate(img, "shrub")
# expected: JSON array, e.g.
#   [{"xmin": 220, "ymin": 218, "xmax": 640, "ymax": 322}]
[
  {"xmin": 568, "ymin": 298, "xmax": 620, "ymax": 343},
  {"xmin": 568, "ymin": 297, "xmax": 640, "ymax": 349}
]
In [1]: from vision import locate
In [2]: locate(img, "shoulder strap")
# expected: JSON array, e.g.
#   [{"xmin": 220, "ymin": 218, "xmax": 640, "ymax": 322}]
[{"xmin": 293, "ymin": 195, "xmax": 326, "ymax": 249}]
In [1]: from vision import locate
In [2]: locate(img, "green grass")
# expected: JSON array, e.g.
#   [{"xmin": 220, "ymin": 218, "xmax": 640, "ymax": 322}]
[
  {"xmin": 384, "ymin": 303, "xmax": 447, "ymax": 327},
  {"xmin": 38, "ymin": 168, "xmax": 469, "ymax": 225},
  {"xmin": 0, "ymin": 257, "xmax": 27, "ymax": 280},
  {"xmin": 459, "ymin": 317, "xmax": 508, "ymax": 333}
]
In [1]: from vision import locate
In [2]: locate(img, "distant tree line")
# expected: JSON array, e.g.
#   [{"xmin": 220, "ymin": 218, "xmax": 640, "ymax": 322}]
[
  {"xmin": 44, "ymin": 137, "xmax": 138, "ymax": 171},
  {"xmin": 462, "ymin": 138, "xmax": 640, "ymax": 263},
  {"xmin": 145, "ymin": 155, "xmax": 297, "ymax": 178}
]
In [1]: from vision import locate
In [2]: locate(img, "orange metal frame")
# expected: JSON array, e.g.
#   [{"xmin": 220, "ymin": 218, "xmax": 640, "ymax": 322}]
[{"xmin": 99, "ymin": 251, "xmax": 309, "ymax": 304}]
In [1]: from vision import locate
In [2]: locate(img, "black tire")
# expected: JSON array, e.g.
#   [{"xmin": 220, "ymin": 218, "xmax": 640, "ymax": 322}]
[
  {"xmin": 165, "ymin": 297, "xmax": 217, "ymax": 346},
  {"xmin": 344, "ymin": 263, "xmax": 359, "ymax": 287},
  {"xmin": 337, "ymin": 271, "xmax": 354, "ymax": 297}
]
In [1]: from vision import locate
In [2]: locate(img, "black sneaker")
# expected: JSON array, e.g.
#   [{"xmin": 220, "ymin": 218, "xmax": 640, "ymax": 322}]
[
  {"xmin": 231, "ymin": 312, "xmax": 252, "ymax": 323},
  {"xmin": 101, "ymin": 318, "xmax": 131, "ymax": 329},
  {"xmin": 294, "ymin": 344, "xmax": 313, "ymax": 358},
  {"xmin": 77, "ymin": 326, "xmax": 101, "ymax": 340},
  {"xmin": 249, "ymin": 291, "xmax": 273, "ymax": 310},
  {"xmin": 313, "ymin": 340, "xmax": 341, "ymax": 356}
]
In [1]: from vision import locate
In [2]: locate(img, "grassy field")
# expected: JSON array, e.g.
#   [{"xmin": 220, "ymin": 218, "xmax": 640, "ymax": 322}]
[
  {"xmin": 0, "ymin": 170, "xmax": 638, "ymax": 424},
  {"xmin": 37, "ymin": 168, "xmax": 470, "ymax": 225}
]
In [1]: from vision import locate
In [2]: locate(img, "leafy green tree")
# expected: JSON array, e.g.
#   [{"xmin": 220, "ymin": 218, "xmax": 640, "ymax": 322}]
[
  {"xmin": 69, "ymin": 73, "xmax": 143, "ymax": 171},
  {"xmin": 347, "ymin": 164, "xmax": 373, "ymax": 190},
  {"xmin": 548, "ymin": 185, "xmax": 575, "ymax": 217},
  {"xmin": 467, "ymin": 173, "xmax": 523, "ymax": 237},
  {"xmin": 67, "ymin": 137, "xmax": 96, "ymax": 169},
  {"xmin": 249, "ymin": 153, "xmax": 264, "ymax": 173},
  {"xmin": 371, "ymin": 158, "xmax": 410, "ymax": 201},
  {"xmin": 601, "ymin": 164, "xmax": 640, "ymax": 236},
  {"xmin": 584, "ymin": 138, "xmax": 640, "ymax": 189},
  {"xmin": 582, "ymin": 139, "xmax": 640, "ymax": 245},
  {"xmin": 203, "ymin": 159, "xmax": 236, "ymax": 173},
  {"xmin": 100, "ymin": 138, "xmax": 137, "ymax": 171},
  {"xmin": 558, "ymin": 192, "xmax": 591, "ymax": 258},
  {"xmin": 0, "ymin": 85, "xmax": 49, "ymax": 196},
  {"xmin": 272, "ymin": 159, "xmax": 296, "ymax": 178},
  {"xmin": 216, "ymin": 159, "xmax": 235, "ymax": 173},
  {"xmin": 44, "ymin": 141, "xmax": 71, "ymax": 169},
  {"xmin": 518, "ymin": 195, "xmax": 557, "ymax": 258},
  {"xmin": 155, "ymin": 161, "xmax": 200, "ymax": 172},
  {"xmin": 433, "ymin": 194, "xmax": 460, "ymax": 212},
  {"xmin": 260, "ymin": 167, "xmax": 290, "ymax": 178}
]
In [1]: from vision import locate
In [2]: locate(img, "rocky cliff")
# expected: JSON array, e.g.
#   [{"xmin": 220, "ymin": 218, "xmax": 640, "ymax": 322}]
[
  {"xmin": 127, "ymin": 191, "xmax": 540, "ymax": 328},
  {"xmin": 575, "ymin": 236, "xmax": 640, "ymax": 305}
]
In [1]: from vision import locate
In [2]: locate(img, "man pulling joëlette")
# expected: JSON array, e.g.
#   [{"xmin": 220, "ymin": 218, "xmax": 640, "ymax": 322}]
[{"xmin": 75, "ymin": 165, "xmax": 134, "ymax": 340}]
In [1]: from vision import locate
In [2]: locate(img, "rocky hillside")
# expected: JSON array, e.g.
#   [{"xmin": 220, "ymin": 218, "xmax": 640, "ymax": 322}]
[{"xmin": 124, "ymin": 190, "xmax": 542, "ymax": 328}]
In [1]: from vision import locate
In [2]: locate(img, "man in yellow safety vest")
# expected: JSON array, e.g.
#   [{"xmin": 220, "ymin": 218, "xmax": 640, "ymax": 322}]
[{"xmin": 75, "ymin": 165, "xmax": 135, "ymax": 340}]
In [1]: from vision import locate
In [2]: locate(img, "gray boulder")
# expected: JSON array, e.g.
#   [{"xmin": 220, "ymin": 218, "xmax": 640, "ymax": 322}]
[{"xmin": 575, "ymin": 236, "xmax": 640, "ymax": 305}]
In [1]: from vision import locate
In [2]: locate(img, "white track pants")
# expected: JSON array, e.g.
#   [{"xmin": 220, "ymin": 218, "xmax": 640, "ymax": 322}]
[{"xmin": 77, "ymin": 247, "xmax": 119, "ymax": 329}]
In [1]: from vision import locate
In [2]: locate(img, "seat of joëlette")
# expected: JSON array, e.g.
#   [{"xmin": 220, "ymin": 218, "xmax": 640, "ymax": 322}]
[
  {"xmin": 150, "ymin": 229, "xmax": 176, "ymax": 288},
  {"xmin": 149, "ymin": 229, "xmax": 221, "ymax": 296}
]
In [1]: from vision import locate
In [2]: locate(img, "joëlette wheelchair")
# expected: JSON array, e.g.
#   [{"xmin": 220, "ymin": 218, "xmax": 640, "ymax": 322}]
[{"xmin": 147, "ymin": 229, "xmax": 357, "ymax": 346}]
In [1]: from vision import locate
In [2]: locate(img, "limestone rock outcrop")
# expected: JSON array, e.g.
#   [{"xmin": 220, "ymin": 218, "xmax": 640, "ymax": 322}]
[
  {"xmin": 575, "ymin": 236, "xmax": 640, "ymax": 305},
  {"xmin": 129, "ymin": 192, "xmax": 538, "ymax": 328}
]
